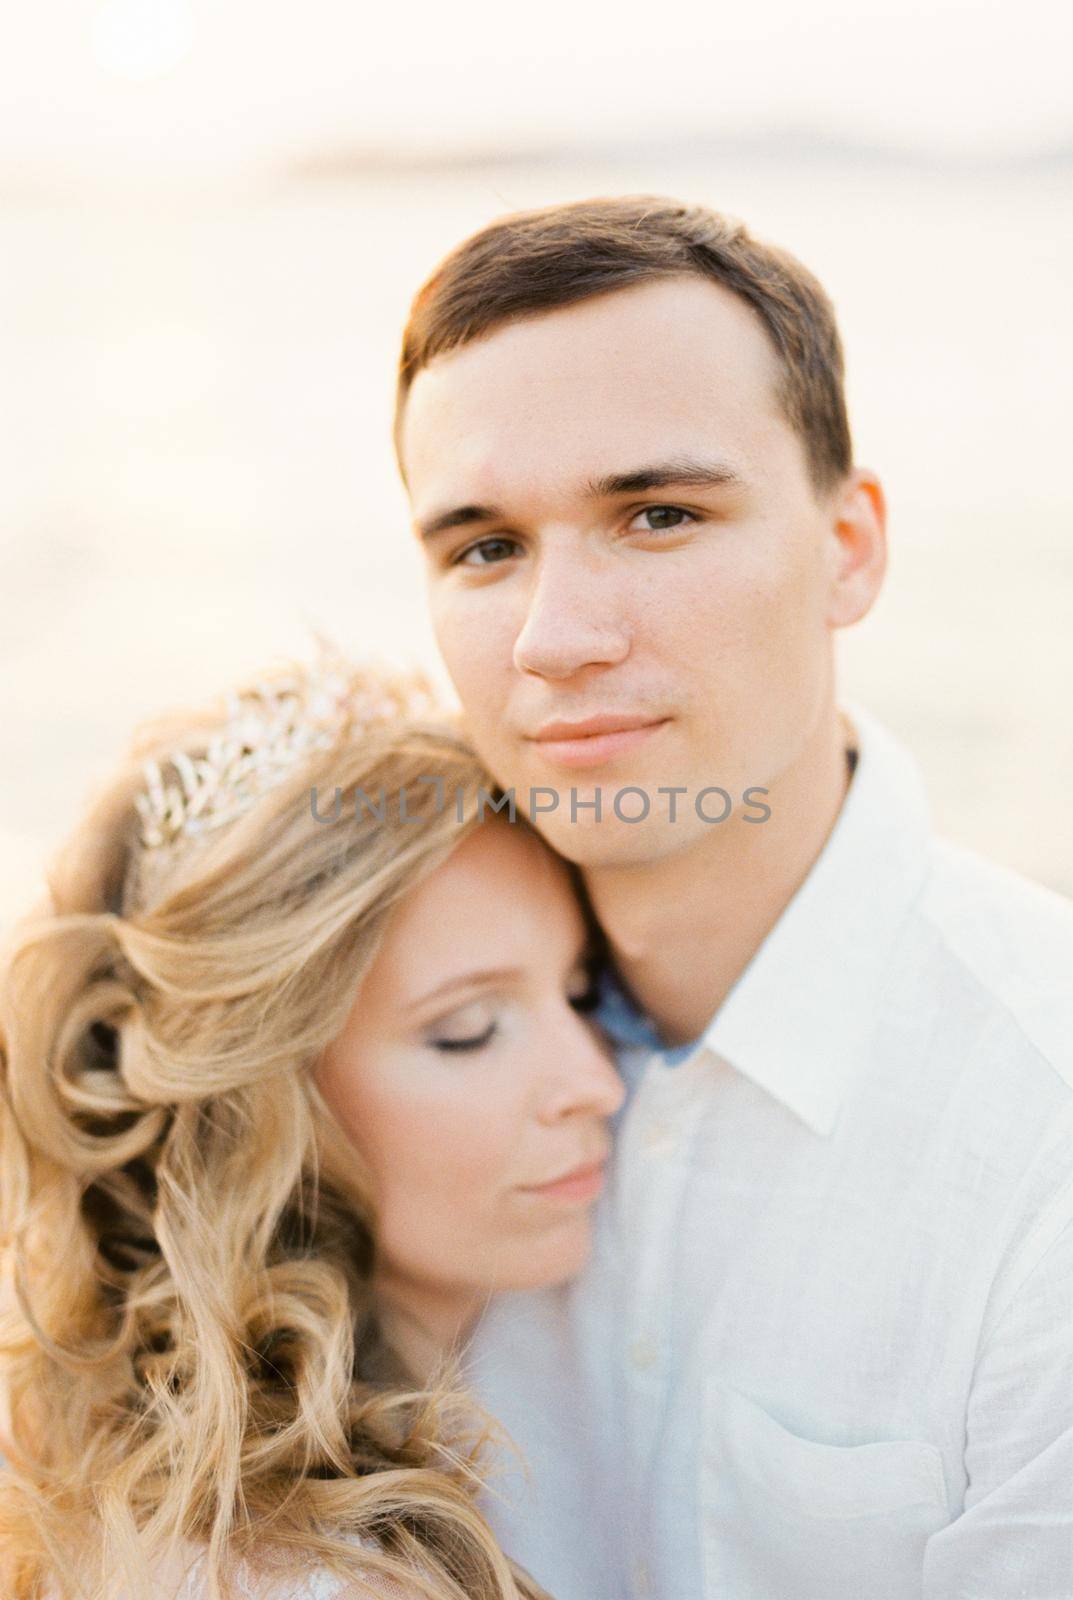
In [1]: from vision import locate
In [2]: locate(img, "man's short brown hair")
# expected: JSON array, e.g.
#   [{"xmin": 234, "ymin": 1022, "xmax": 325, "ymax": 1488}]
[{"xmin": 394, "ymin": 195, "xmax": 853, "ymax": 493}]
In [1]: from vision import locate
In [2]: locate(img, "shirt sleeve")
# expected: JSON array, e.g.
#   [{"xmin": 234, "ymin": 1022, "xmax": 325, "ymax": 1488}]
[{"xmin": 921, "ymin": 1198, "xmax": 1073, "ymax": 1598}]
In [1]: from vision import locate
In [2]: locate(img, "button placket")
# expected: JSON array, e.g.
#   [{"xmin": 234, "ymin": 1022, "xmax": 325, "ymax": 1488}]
[
  {"xmin": 642, "ymin": 1116, "xmax": 676, "ymax": 1157},
  {"xmin": 622, "ymin": 1061, "xmax": 699, "ymax": 1470}
]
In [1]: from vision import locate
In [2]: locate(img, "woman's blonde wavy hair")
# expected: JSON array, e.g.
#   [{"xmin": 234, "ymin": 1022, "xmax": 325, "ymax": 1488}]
[{"xmin": 0, "ymin": 657, "xmax": 551, "ymax": 1600}]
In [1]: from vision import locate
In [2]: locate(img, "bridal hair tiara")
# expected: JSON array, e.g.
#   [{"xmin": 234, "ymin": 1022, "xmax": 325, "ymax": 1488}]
[{"xmin": 132, "ymin": 655, "xmax": 436, "ymax": 853}]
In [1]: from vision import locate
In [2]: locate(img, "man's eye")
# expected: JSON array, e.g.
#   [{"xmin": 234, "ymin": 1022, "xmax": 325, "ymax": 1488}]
[
  {"xmin": 454, "ymin": 537, "xmax": 521, "ymax": 567},
  {"xmin": 628, "ymin": 505, "xmax": 695, "ymax": 533},
  {"xmin": 429, "ymin": 1020, "xmax": 498, "ymax": 1054}
]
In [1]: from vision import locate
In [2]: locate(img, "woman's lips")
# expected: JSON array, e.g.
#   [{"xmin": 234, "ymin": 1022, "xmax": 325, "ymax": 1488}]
[
  {"xmin": 522, "ymin": 1160, "xmax": 608, "ymax": 1203},
  {"xmin": 528, "ymin": 720, "xmax": 668, "ymax": 770}
]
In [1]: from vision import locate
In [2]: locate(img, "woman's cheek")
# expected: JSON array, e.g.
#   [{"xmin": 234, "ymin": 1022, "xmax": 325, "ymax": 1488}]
[
  {"xmin": 369, "ymin": 1045, "xmax": 530, "ymax": 1211},
  {"xmin": 431, "ymin": 1097, "xmax": 517, "ymax": 1198}
]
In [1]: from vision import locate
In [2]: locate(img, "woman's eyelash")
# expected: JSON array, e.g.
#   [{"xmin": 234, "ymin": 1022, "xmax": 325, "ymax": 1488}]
[{"xmin": 430, "ymin": 1020, "xmax": 497, "ymax": 1053}]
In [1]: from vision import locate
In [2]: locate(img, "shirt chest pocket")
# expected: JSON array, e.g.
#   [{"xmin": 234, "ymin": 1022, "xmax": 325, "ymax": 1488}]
[{"xmin": 700, "ymin": 1385, "xmax": 951, "ymax": 1600}]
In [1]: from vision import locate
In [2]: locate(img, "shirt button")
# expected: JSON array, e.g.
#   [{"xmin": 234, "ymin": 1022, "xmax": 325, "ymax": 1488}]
[
  {"xmin": 643, "ymin": 1119, "xmax": 675, "ymax": 1156},
  {"xmin": 630, "ymin": 1336, "xmax": 658, "ymax": 1371}
]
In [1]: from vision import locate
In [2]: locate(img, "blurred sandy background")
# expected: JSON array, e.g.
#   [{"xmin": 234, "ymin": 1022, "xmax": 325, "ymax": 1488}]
[{"xmin": 1, "ymin": 0, "xmax": 1071, "ymax": 922}]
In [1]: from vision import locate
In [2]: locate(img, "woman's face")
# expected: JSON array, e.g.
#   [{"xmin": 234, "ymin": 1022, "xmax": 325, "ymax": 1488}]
[{"xmin": 315, "ymin": 818, "xmax": 625, "ymax": 1317}]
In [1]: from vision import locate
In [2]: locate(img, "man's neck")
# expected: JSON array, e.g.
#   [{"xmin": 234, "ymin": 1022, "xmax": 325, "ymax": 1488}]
[{"xmin": 584, "ymin": 702, "xmax": 856, "ymax": 1046}]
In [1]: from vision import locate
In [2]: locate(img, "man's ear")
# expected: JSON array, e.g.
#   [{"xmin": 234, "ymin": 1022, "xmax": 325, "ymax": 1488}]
[{"xmin": 825, "ymin": 468, "xmax": 887, "ymax": 629}]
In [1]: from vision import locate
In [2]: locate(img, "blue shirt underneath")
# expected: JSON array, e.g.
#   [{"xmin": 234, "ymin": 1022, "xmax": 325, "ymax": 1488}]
[{"xmin": 593, "ymin": 962, "xmax": 701, "ymax": 1068}]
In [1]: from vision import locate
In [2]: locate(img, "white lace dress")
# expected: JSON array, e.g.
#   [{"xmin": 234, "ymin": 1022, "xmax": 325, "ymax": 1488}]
[
  {"xmin": 172, "ymin": 1537, "xmax": 422, "ymax": 1599},
  {"xmin": 46, "ymin": 1536, "xmax": 422, "ymax": 1600}
]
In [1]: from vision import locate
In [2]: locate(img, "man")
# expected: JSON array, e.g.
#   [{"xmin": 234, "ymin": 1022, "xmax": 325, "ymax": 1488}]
[{"xmin": 392, "ymin": 198, "xmax": 1073, "ymax": 1598}]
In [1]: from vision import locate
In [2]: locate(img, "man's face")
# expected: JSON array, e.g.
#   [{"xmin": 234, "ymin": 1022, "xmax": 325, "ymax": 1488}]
[{"xmin": 400, "ymin": 274, "xmax": 875, "ymax": 866}]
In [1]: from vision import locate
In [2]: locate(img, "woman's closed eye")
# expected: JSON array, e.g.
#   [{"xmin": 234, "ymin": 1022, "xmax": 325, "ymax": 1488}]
[
  {"xmin": 430, "ymin": 1021, "xmax": 497, "ymax": 1053},
  {"xmin": 568, "ymin": 988, "xmax": 600, "ymax": 1015},
  {"xmin": 423, "ymin": 964, "xmax": 600, "ymax": 1052},
  {"xmin": 566, "ymin": 963, "xmax": 602, "ymax": 1014},
  {"xmin": 426, "ymin": 1001, "xmax": 499, "ymax": 1054}
]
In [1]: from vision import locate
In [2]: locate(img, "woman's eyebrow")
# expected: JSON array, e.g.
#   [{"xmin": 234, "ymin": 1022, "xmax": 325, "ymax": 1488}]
[{"xmin": 406, "ymin": 966, "xmax": 524, "ymax": 1011}]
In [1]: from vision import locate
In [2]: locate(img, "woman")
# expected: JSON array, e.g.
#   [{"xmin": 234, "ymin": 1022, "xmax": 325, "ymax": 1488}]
[{"xmin": 0, "ymin": 655, "xmax": 624, "ymax": 1600}]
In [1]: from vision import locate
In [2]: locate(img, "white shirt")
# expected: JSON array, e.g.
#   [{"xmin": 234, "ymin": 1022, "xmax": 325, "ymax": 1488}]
[{"xmin": 467, "ymin": 705, "xmax": 1073, "ymax": 1600}]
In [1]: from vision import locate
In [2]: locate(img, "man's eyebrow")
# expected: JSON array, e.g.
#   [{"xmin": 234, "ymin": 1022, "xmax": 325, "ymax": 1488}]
[
  {"xmin": 416, "ymin": 503, "xmax": 503, "ymax": 542},
  {"xmin": 585, "ymin": 457, "xmax": 746, "ymax": 497},
  {"xmin": 415, "ymin": 457, "xmax": 744, "ymax": 541}
]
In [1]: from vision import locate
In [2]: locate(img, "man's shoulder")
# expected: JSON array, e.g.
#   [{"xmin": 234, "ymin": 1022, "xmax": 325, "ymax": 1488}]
[
  {"xmin": 922, "ymin": 835, "xmax": 1073, "ymax": 985},
  {"xmin": 916, "ymin": 837, "xmax": 1073, "ymax": 1093}
]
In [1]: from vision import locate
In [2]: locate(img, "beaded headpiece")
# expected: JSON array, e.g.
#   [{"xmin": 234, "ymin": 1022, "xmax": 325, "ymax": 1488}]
[
  {"xmin": 133, "ymin": 660, "xmax": 435, "ymax": 851},
  {"xmin": 123, "ymin": 653, "xmax": 437, "ymax": 909}
]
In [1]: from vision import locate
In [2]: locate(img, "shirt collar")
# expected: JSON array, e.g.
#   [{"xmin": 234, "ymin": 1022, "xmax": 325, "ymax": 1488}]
[
  {"xmin": 593, "ymin": 706, "xmax": 933, "ymax": 1133},
  {"xmin": 700, "ymin": 702, "xmax": 933, "ymax": 1136}
]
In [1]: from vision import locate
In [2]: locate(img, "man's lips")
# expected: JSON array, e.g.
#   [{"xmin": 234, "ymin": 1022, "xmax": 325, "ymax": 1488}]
[{"xmin": 525, "ymin": 714, "xmax": 669, "ymax": 770}]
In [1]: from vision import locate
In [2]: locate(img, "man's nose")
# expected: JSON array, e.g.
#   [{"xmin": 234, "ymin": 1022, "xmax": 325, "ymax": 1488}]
[{"xmin": 512, "ymin": 546, "xmax": 630, "ymax": 680}]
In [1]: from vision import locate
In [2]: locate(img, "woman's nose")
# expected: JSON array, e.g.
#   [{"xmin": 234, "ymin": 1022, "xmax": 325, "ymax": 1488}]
[{"xmin": 537, "ymin": 1003, "xmax": 627, "ymax": 1123}]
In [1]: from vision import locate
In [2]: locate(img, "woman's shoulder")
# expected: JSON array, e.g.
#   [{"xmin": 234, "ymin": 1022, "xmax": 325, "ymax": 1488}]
[
  {"xmin": 224, "ymin": 1564, "xmax": 423, "ymax": 1600},
  {"xmin": 92, "ymin": 1537, "xmax": 427, "ymax": 1600},
  {"xmin": 192, "ymin": 1538, "xmax": 427, "ymax": 1600},
  {"xmin": 245, "ymin": 1562, "xmax": 424, "ymax": 1600}
]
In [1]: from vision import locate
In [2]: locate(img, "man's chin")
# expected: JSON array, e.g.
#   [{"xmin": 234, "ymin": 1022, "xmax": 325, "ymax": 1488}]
[{"xmin": 523, "ymin": 810, "xmax": 699, "ymax": 870}]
